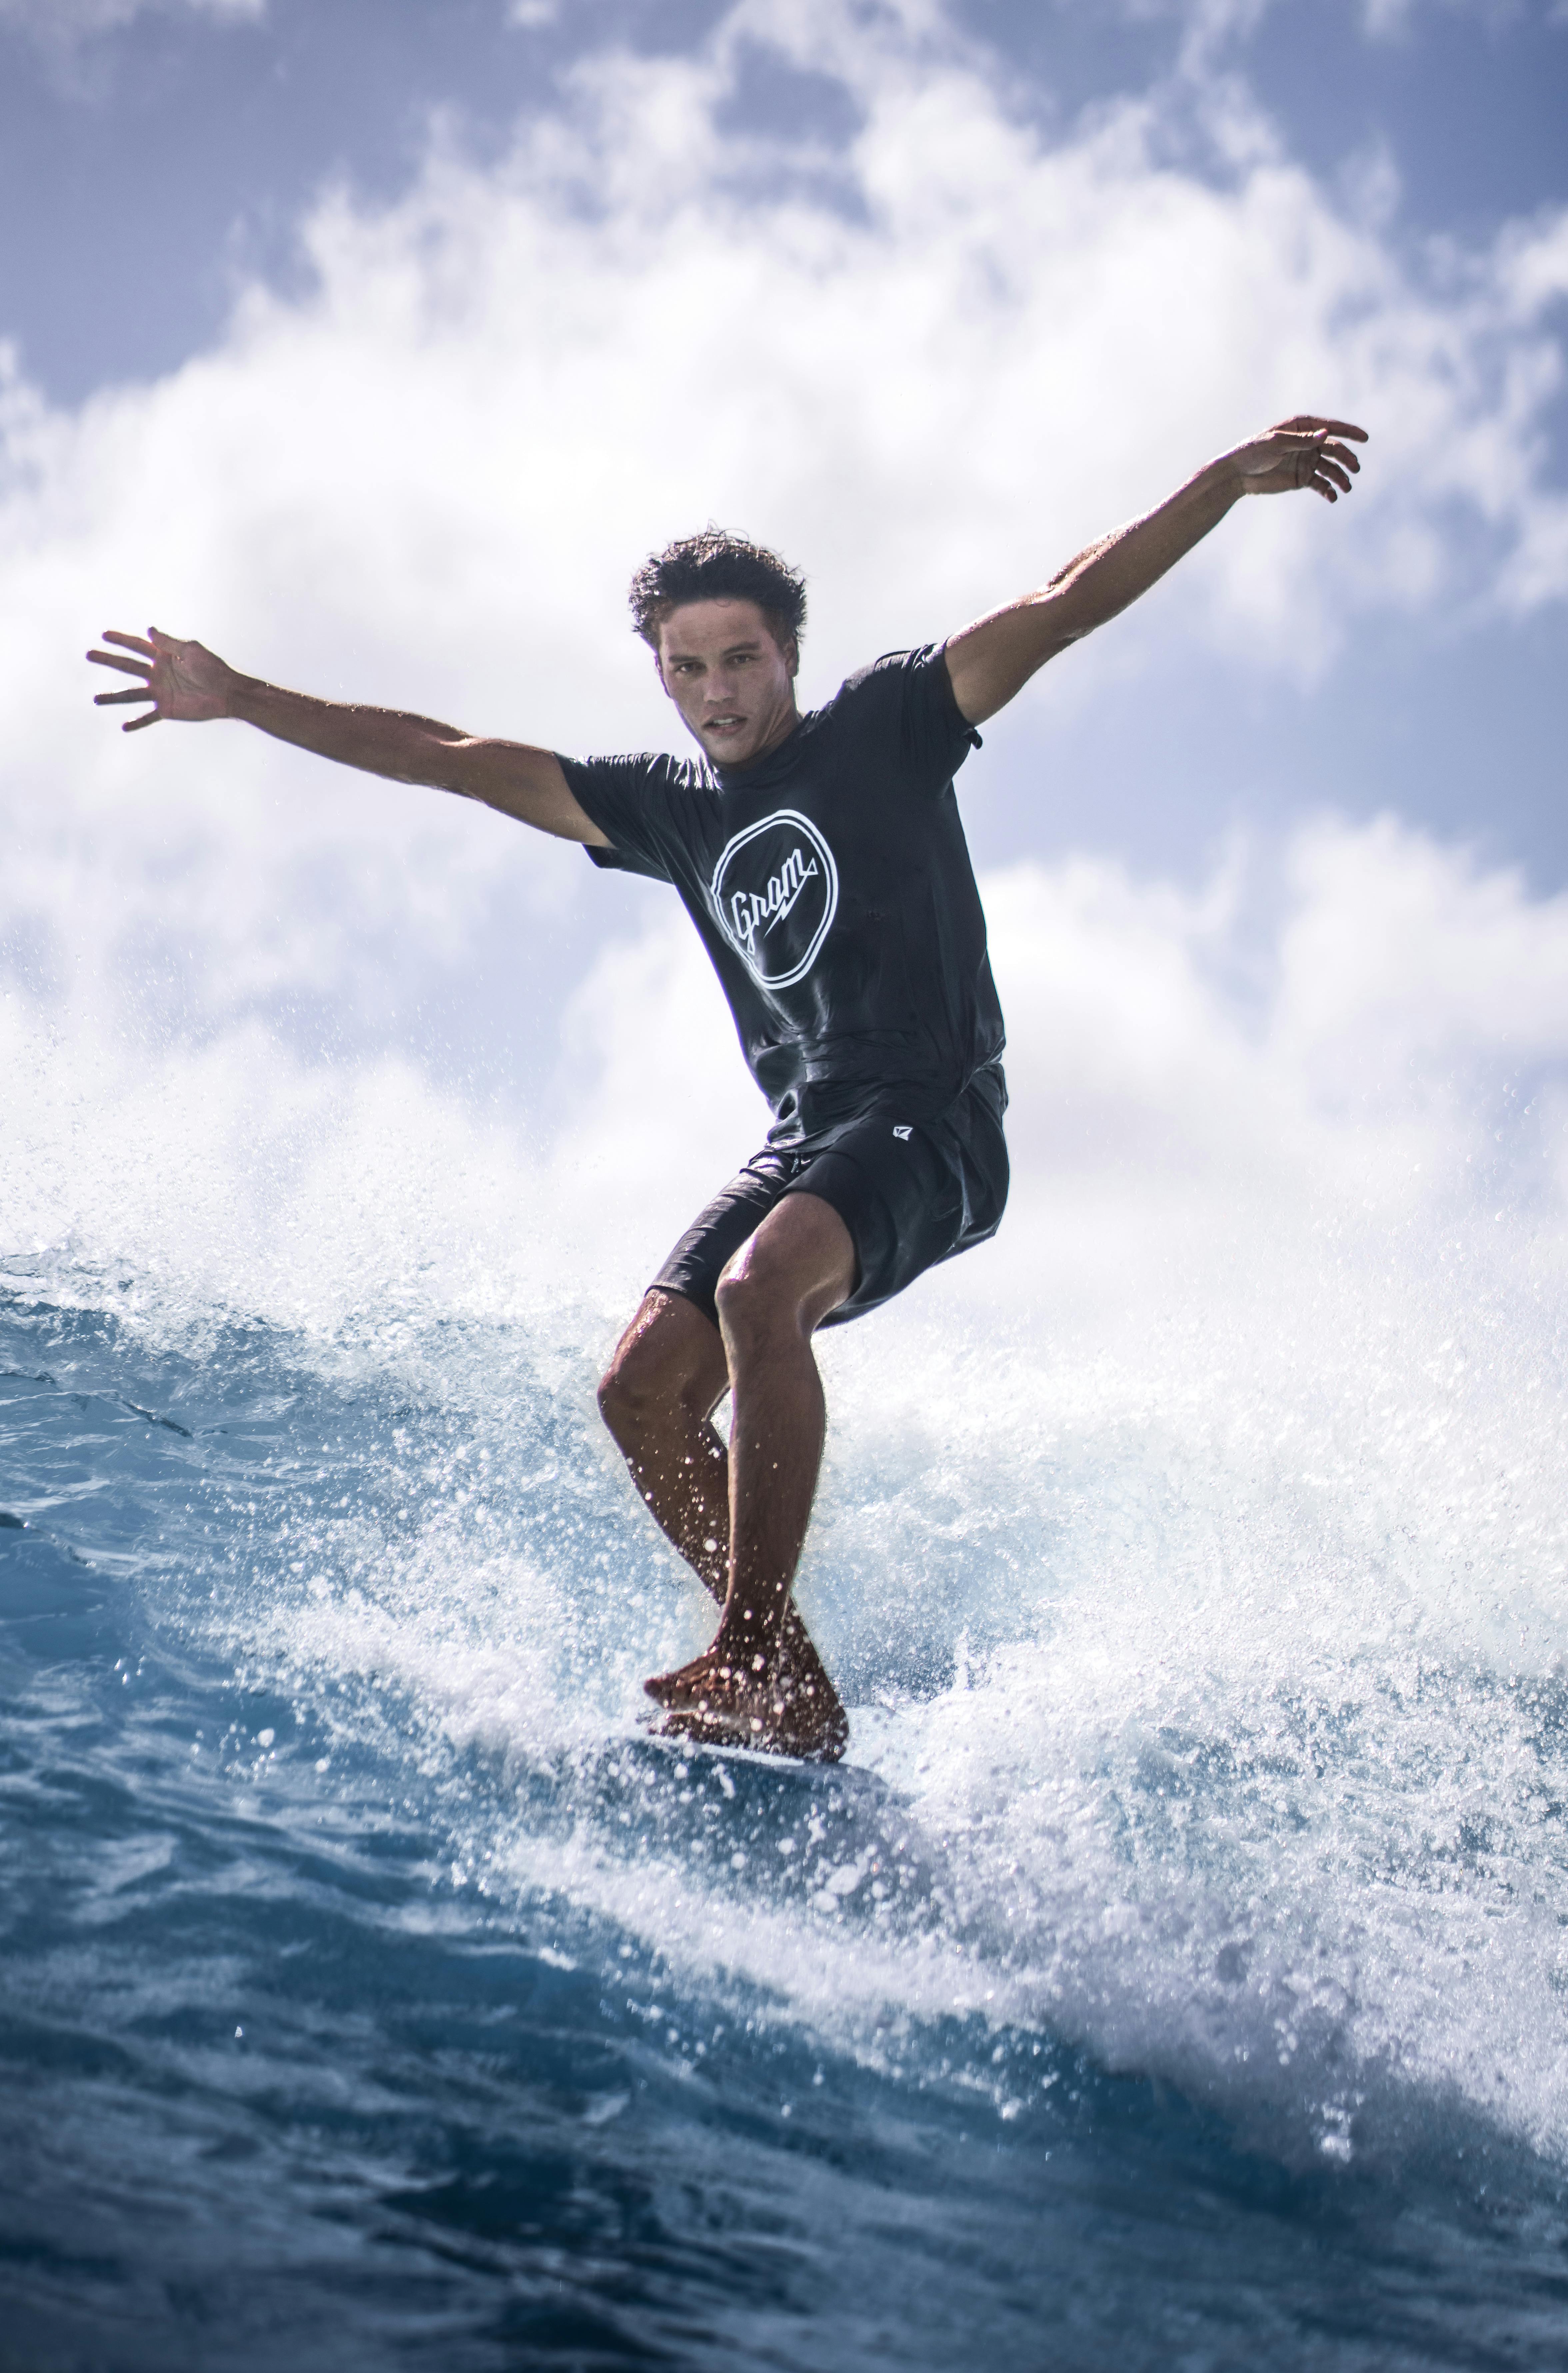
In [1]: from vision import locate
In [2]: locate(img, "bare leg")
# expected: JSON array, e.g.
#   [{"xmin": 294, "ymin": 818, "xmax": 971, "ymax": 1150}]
[
  {"xmin": 597, "ymin": 1283, "xmax": 845, "ymax": 1747},
  {"xmin": 641, "ymin": 1192, "xmax": 855, "ymax": 1755}
]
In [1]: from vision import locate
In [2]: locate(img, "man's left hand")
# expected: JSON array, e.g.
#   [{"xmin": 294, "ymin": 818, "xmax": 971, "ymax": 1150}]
[{"xmin": 1230, "ymin": 415, "xmax": 1369, "ymax": 503}]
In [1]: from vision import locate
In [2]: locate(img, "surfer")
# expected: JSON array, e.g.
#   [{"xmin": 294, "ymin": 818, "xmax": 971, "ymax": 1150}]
[{"xmin": 89, "ymin": 415, "xmax": 1365, "ymax": 1760}]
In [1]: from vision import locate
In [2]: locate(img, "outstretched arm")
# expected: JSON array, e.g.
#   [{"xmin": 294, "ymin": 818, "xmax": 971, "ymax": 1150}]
[
  {"xmin": 943, "ymin": 415, "xmax": 1368, "ymax": 727},
  {"xmin": 86, "ymin": 627, "xmax": 608, "ymax": 845}
]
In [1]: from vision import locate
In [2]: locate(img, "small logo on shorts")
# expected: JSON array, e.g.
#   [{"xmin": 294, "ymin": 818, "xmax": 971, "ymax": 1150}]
[{"xmin": 892, "ymin": 1125, "xmax": 913, "ymax": 1141}]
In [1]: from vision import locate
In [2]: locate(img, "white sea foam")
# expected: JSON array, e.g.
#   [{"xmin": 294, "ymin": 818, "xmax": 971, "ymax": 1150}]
[{"xmin": 7, "ymin": 818, "xmax": 1564, "ymax": 2177}]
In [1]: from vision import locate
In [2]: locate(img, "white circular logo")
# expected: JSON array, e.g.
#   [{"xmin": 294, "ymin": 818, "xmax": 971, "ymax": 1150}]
[{"xmin": 710, "ymin": 808, "xmax": 839, "ymax": 990}]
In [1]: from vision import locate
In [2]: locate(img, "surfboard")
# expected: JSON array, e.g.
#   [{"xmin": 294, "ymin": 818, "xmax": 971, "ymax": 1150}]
[
  {"xmin": 615, "ymin": 1721, "xmax": 945, "ymax": 1922},
  {"xmin": 633, "ymin": 1715, "xmax": 850, "ymax": 1792}
]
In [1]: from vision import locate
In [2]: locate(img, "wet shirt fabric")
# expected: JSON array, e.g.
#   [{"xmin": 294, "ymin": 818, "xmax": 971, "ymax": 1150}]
[{"xmin": 559, "ymin": 645, "xmax": 1006, "ymax": 1151}]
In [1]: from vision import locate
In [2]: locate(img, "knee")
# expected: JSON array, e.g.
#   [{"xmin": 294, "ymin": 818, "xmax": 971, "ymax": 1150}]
[
  {"xmin": 714, "ymin": 1253, "xmax": 799, "ymax": 1353},
  {"xmin": 597, "ymin": 1315, "xmax": 713, "ymax": 1444},
  {"xmin": 596, "ymin": 1349, "xmax": 646, "ymax": 1442}
]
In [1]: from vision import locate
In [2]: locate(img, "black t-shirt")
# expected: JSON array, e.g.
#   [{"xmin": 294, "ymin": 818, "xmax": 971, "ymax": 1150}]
[{"xmin": 559, "ymin": 645, "xmax": 1005, "ymax": 1149}]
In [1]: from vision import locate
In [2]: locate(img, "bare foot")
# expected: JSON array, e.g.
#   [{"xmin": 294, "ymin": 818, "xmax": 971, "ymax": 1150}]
[
  {"xmin": 643, "ymin": 1642, "xmax": 849, "ymax": 1762},
  {"xmin": 775, "ymin": 1606, "xmax": 839, "ymax": 1722}
]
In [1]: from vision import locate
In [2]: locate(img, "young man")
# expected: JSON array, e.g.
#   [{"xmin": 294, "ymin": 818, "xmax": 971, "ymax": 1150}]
[{"xmin": 89, "ymin": 413, "xmax": 1365, "ymax": 1760}]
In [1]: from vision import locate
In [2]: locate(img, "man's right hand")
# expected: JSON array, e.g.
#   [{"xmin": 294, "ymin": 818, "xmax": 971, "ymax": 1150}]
[
  {"xmin": 85, "ymin": 623, "xmax": 608, "ymax": 844},
  {"xmin": 88, "ymin": 627, "xmax": 240, "ymax": 730}
]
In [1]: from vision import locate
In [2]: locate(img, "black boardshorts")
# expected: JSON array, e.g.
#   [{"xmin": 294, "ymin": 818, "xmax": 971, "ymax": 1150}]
[{"xmin": 652, "ymin": 1063, "xmax": 1009, "ymax": 1331}]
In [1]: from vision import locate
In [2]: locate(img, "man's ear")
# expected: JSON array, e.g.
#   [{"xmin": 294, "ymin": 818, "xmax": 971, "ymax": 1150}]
[{"xmin": 784, "ymin": 638, "xmax": 799, "ymax": 681}]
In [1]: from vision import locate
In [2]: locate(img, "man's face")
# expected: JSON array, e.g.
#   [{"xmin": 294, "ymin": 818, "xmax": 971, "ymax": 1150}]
[{"xmin": 655, "ymin": 598, "xmax": 799, "ymax": 769}]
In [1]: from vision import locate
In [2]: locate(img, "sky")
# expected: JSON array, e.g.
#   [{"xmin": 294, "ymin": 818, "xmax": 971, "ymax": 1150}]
[
  {"xmin": 0, "ymin": 0, "xmax": 1563, "ymax": 877},
  {"xmin": 5, "ymin": 5, "xmax": 1567, "ymax": 2203},
  {"xmin": 2, "ymin": 0, "xmax": 1567, "ymax": 1343}
]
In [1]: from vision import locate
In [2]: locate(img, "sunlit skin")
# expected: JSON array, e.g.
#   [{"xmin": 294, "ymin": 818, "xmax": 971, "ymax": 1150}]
[
  {"xmin": 87, "ymin": 415, "xmax": 1367, "ymax": 1759},
  {"xmin": 653, "ymin": 598, "xmax": 801, "ymax": 771}
]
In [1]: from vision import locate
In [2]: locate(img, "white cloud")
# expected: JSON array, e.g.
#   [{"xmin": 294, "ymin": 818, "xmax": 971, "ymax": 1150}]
[
  {"xmin": 10, "ymin": 811, "xmax": 1565, "ymax": 1341},
  {"xmin": 0, "ymin": 0, "xmax": 1565, "ymax": 1086},
  {"xmin": 4, "ymin": 0, "xmax": 1568, "ymax": 2181},
  {"xmin": 0, "ymin": 0, "xmax": 260, "ymax": 100},
  {"xmin": 0, "ymin": 0, "xmax": 260, "ymax": 42},
  {"xmin": 1130, "ymin": 0, "xmax": 1528, "ymax": 50},
  {"xmin": 1358, "ymin": 0, "xmax": 1523, "ymax": 37}
]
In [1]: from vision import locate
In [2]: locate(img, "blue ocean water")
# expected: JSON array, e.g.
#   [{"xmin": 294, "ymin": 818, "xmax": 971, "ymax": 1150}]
[{"xmin": 3, "ymin": 1235, "xmax": 1568, "ymax": 2372}]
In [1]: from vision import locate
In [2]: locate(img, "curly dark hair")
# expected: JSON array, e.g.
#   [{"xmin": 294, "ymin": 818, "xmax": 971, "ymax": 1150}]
[{"xmin": 628, "ymin": 528, "xmax": 807, "ymax": 653}]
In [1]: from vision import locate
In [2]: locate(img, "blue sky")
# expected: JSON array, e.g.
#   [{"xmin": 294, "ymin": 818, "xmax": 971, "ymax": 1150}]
[
  {"xmin": 1, "ymin": 0, "xmax": 1566, "ymax": 1163},
  {"xmin": 3, "ymin": 0, "xmax": 1568, "ymax": 1418},
  {"xmin": 2, "ymin": 0, "xmax": 1563, "ymax": 889},
  {"xmin": 4, "ymin": 2, "xmax": 1565, "ymax": 411},
  {"xmin": 12, "ymin": 25, "xmax": 1568, "ymax": 2273}
]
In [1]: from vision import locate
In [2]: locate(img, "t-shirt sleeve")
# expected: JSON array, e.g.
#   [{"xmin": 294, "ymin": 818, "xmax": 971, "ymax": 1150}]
[
  {"xmin": 845, "ymin": 645, "xmax": 983, "ymax": 798},
  {"xmin": 557, "ymin": 752, "xmax": 682, "ymax": 883}
]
